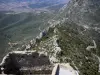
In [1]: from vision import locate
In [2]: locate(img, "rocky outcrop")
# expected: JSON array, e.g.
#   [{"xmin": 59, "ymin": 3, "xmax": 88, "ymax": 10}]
[
  {"xmin": 61, "ymin": 0, "xmax": 100, "ymax": 28},
  {"xmin": 0, "ymin": 51, "xmax": 53, "ymax": 74}
]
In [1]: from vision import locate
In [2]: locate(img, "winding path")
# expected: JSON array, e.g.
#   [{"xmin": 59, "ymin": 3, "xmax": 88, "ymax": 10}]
[
  {"xmin": 86, "ymin": 40, "xmax": 97, "ymax": 51},
  {"xmin": 86, "ymin": 40, "xmax": 100, "ymax": 72}
]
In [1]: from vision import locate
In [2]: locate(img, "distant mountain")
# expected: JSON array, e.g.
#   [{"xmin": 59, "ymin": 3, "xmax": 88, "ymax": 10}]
[
  {"xmin": 0, "ymin": 0, "xmax": 68, "ymax": 3},
  {"xmin": 0, "ymin": 0, "xmax": 70, "ymax": 13},
  {"xmin": 0, "ymin": 0, "xmax": 35, "ymax": 3}
]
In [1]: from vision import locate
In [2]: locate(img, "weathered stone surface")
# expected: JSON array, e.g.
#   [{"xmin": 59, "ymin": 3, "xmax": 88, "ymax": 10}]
[
  {"xmin": 20, "ymin": 65, "xmax": 54, "ymax": 74},
  {"xmin": 0, "ymin": 51, "xmax": 53, "ymax": 74}
]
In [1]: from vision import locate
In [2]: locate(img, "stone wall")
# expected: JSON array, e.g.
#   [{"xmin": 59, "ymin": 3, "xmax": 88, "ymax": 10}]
[{"xmin": 0, "ymin": 51, "xmax": 53, "ymax": 75}]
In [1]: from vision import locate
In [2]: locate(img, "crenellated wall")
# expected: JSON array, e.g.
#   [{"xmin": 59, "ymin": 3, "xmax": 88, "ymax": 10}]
[{"xmin": 0, "ymin": 51, "xmax": 53, "ymax": 75}]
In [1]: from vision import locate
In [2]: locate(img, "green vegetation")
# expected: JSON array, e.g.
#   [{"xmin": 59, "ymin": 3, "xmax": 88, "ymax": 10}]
[
  {"xmin": 33, "ymin": 21, "xmax": 100, "ymax": 75},
  {"xmin": 0, "ymin": 12, "xmax": 55, "ymax": 61},
  {"xmin": 0, "ymin": 12, "xmax": 55, "ymax": 41}
]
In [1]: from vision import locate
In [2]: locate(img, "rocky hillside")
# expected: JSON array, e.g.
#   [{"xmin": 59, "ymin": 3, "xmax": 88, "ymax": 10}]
[
  {"xmin": 32, "ymin": 20, "xmax": 100, "ymax": 75},
  {"xmin": 30, "ymin": 0, "xmax": 100, "ymax": 75},
  {"xmin": 1, "ymin": 0, "xmax": 100, "ymax": 75},
  {"xmin": 59, "ymin": 0, "xmax": 100, "ymax": 28}
]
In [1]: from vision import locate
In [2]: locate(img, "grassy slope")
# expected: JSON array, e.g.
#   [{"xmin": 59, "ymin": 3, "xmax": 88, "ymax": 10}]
[
  {"xmin": 0, "ymin": 12, "xmax": 55, "ymax": 41},
  {"xmin": 0, "ymin": 12, "xmax": 55, "ymax": 62}
]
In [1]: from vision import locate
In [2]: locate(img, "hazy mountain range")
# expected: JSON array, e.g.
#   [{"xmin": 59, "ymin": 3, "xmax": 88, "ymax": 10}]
[{"xmin": 0, "ymin": 0, "xmax": 69, "ymax": 13}]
